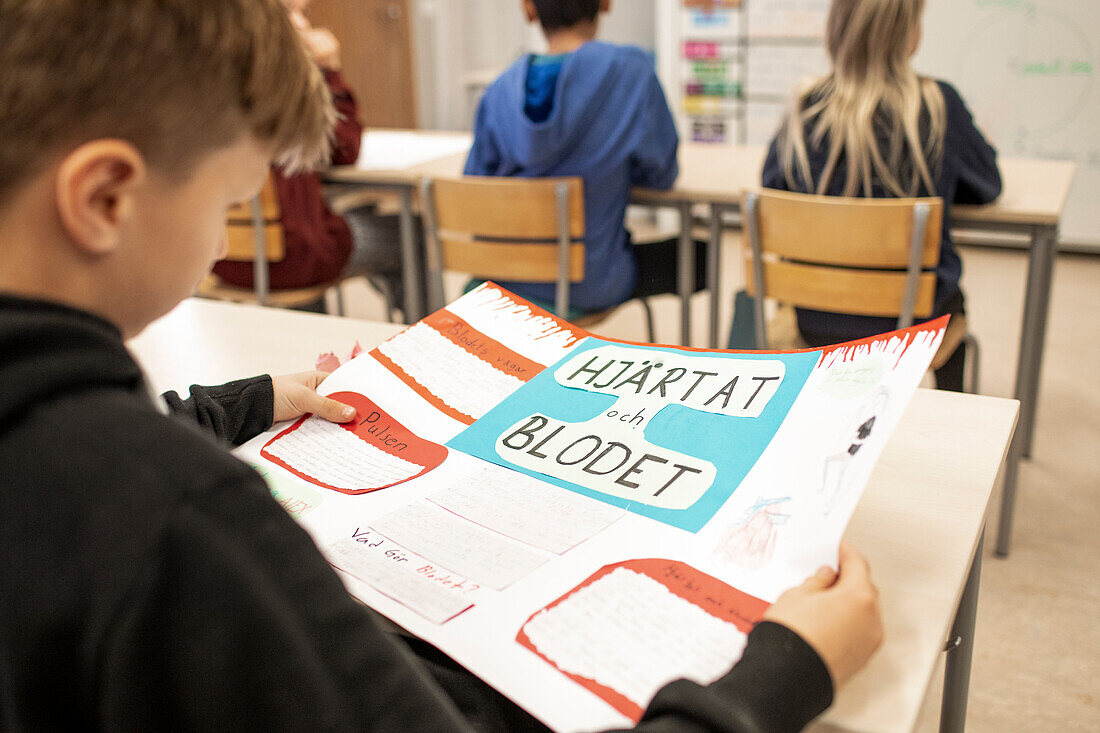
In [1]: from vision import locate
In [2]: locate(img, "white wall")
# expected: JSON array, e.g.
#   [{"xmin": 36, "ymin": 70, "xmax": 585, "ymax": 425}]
[
  {"xmin": 412, "ymin": 0, "xmax": 525, "ymax": 130},
  {"xmin": 413, "ymin": 0, "xmax": 656, "ymax": 130}
]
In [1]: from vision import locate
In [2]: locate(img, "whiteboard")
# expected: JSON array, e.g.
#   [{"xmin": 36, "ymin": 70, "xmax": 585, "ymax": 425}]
[
  {"xmin": 657, "ymin": 0, "xmax": 1097, "ymax": 246},
  {"xmin": 746, "ymin": 0, "xmax": 828, "ymax": 38},
  {"xmin": 914, "ymin": 0, "xmax": 1099, "ymax": 248}
]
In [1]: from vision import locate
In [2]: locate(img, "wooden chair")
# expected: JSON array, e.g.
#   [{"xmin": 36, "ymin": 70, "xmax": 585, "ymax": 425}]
[
  {"xmin": 742, "ymin": 188, "xmax": 980, "ymax": 392},
  {"xmin": 419, "ymin": 176, "xmax": 655, "ymax": 341},
  {"xmin": 198, "ymin": 174, "xmax": 352, "ymax": 314}
]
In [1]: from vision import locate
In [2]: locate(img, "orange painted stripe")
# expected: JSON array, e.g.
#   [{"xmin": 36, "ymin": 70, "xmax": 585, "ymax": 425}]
[
  {"xmin": 423, "ymin": 309, "xmax": 544, "ymax": 382},
  {"xmin": 370, "ymin": 347, "xmax": 477, "ymax": 425}
]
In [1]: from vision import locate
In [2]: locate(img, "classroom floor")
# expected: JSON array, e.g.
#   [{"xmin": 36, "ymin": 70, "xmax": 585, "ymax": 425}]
[{"xmin": 331, "ymin": 241, "xmax": 1100, "ymax": 731}]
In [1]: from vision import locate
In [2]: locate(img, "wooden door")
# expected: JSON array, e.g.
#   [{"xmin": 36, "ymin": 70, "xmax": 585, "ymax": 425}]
[{"xmin": 307, "ymin": 0, "xmax": 418, "ymax": 129}]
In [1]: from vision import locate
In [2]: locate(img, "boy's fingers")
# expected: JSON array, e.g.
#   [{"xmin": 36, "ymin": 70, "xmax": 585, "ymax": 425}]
[
  {"xmin": 836, "ymin": 542, "xmax": 873, "ymax": 587},
  {"xmin": 801, "ymin": 565, "xmax": 838, "ymax": 591},
  {"xmin": 323, "ymin": 397, "xmax": 357, "ymax": 423},
  {"xmin": 305, "ymin": 370, "xmax": 330, "ymax": 389},
  {"xmin": 299, "ymin": 389, "xmax": 355, "ymax": 423}
]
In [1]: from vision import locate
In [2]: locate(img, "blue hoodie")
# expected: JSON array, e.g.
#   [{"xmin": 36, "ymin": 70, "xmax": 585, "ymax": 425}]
[{"xmin": 464, "ymin": 41, "xmax": 679, "ymax": 312}]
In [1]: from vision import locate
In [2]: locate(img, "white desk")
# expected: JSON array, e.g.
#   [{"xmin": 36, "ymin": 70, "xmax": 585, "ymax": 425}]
[
  {"xmin": 129, "ymin": 298, "xmax": 1017, "ymax": 733},
  {"xmin": 327, "ymin": 132, "xmax": 1067, "ymax": 556}
]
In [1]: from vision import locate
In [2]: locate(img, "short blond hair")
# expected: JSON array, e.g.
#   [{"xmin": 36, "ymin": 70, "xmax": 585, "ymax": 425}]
[{"xmin": 0, "ymin": 0, "xmax": 333, "ymax": 204}]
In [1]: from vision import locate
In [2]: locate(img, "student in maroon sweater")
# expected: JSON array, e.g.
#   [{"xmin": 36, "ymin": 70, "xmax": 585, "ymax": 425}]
[{"xmin": 211, "ymin": 0, "xmax": 364, "ymax": 290}]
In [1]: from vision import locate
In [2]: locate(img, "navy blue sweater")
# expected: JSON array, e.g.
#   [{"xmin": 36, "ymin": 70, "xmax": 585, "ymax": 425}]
[{"xmin": 762, "ymin": 80, "xmax": 1001, "ymax": 342}]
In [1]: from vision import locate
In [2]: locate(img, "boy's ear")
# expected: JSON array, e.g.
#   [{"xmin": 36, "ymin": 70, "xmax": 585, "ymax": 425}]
[
  {"xmin": 600, "ymin": 0, "xmax": 611, "ymax": 12},
  {"xmin": 55, "ymin": 140, "xmax": 146, "ymax": 257}
]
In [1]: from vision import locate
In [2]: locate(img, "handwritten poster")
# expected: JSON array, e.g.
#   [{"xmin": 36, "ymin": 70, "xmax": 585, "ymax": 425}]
[
  {"xmin": 263, "ymin": 391, "xmax": 447, "ymax": 494},
  {"xmin": 518, "ymin": 559, "xmax": 768, "ymax": 720},
  {"xmin": 235, "ymin": 283, "xmax": 947, "ymax": 733},
  {"xmin": 450, "ymin": 340, "xmax": 817, "ymax": 531}
]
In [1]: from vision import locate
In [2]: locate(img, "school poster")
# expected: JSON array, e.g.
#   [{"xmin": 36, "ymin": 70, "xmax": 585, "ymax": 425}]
[
  {"xmin": 449, "ymin": 339, "xmax": 818, "ymax": 532},
  {"xmin": 236, "ymin": 283, "xmax": 946, "ymax": 732}
]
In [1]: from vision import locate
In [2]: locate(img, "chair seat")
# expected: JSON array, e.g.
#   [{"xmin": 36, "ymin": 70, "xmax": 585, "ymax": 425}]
[
  {"xmin": 197, "ymin": 274, "xmax": 335, "ymax": 309},
  {"xmin": 759, "ymin": 304, "xmax": 807, "ymax": 351},
  {"xmin": 931, "ymin": 313, "xmax": 968, "ymax": 371},
  {"xmin": 761, "ymin": 304, "xmax": 969, "ymax": 370},
  {"xmin": 571, "ymin": 309, "xmax": 615, "ymax": 329}
]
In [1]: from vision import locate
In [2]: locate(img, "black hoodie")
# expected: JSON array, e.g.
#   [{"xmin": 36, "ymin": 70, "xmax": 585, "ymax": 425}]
[{"xmin": 0, "ymin": 294, "xmax": 831, "ymax": 732}]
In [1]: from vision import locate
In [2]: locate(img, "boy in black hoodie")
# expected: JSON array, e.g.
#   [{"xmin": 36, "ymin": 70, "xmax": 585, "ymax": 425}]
[{"xmin": 0, "ymin": 1, "xmax": 882, "ymax": 730}]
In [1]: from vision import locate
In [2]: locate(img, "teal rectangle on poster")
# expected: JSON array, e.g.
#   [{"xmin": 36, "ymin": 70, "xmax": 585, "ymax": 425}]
[{"xmin": 447, "ymin": 339, "xmax": 819, "ymax": 533}]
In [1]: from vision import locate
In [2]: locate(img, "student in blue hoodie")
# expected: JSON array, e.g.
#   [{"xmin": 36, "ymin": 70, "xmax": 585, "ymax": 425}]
[{"xmin": 465, "ymin": 0, "xmax": 705, "ymax": 315}]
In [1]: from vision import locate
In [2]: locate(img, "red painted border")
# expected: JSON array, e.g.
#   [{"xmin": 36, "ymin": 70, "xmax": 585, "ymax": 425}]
[
  {"xmin": 261, "ymin": 391, "xmax": 447, "ymax": 495},
  {"xmin": 516, "ymin": 559, "xmax": 769, "ymax": 722}
]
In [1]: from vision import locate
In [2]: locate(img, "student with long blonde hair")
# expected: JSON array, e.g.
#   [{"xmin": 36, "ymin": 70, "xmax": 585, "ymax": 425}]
[{"xmin": 762, "ymin": 0, "xmax": 1001, "ymax": 391}]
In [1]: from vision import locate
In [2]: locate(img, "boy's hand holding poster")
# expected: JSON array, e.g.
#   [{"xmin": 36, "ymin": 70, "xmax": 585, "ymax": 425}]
[{"xmin": 235, "ymin": 283, "xmax": 946, "ymax": 732}]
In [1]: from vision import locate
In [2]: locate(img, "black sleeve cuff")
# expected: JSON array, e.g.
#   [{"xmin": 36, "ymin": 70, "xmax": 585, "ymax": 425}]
[
  {"xmin": 636, "ymin": 621, "xmax": 833, "ymax": 733},
  {"xmin": 162, "ymin": 375, "xmax": 274, "ymax": 446}
]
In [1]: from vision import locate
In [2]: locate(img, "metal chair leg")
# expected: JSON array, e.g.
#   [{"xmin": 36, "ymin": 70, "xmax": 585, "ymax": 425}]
[
  {"xmin": 640, "ymin": 298, "xmax": 656, "ymax": 344},
  {"xmin": 382, "ymin": 290, "xmax": 396, "ymax": 324},
  {"xmin": 366, "ymin": 274, "xmax": 397, "ymax": 324},
  {"xmin": 964, "ymin": 333, "xmax": 980, "ymax": 395},
  {"xmin": 333, "ymin": 285, "xmax": 346, "ymax": 317}
]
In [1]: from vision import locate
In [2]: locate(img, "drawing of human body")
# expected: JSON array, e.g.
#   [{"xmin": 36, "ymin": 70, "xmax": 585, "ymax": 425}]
[{"xmin": 820, "ymin": 387, "xmax": 889, "ymax": 513}]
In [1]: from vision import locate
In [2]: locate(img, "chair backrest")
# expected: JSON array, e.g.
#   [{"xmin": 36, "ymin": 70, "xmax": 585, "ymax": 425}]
[
  {"xmin": 224, "ymin": 173, "xmax": 284, "ymax": 303},
  {"xmin": 419, "ymin": 176, "xmax": 585, "ymax": 317},
  {"xmin": 741, "ymin": 188, "xmax": 944, "ymax": 348}
]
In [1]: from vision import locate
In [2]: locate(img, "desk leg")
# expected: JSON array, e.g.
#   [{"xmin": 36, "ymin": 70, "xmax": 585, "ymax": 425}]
[
  {"xmin": 940, "ymin": 532, "xmax": 984, "ymax": 733},
  {"xmin": 1014, "ymin": 224, "xmax": 1058, "ymax": 460},
  {"xmin": 996, "ymin": 224, "xmax": 1057, "ymax": 556},
  {"xmin": 398, "ymin": 187, "xmax": 425, "ymax": 322},
  {"xmin": 996, "ymin": 436, "xmax": 1023, "ymax": 557},
  {"xmin": 679, "ymin": 201, "xmax": 694, "ymax": 346},
  {"xmin": 708, "ymin": 204, "xmax": 723, "ymax": 349}
]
